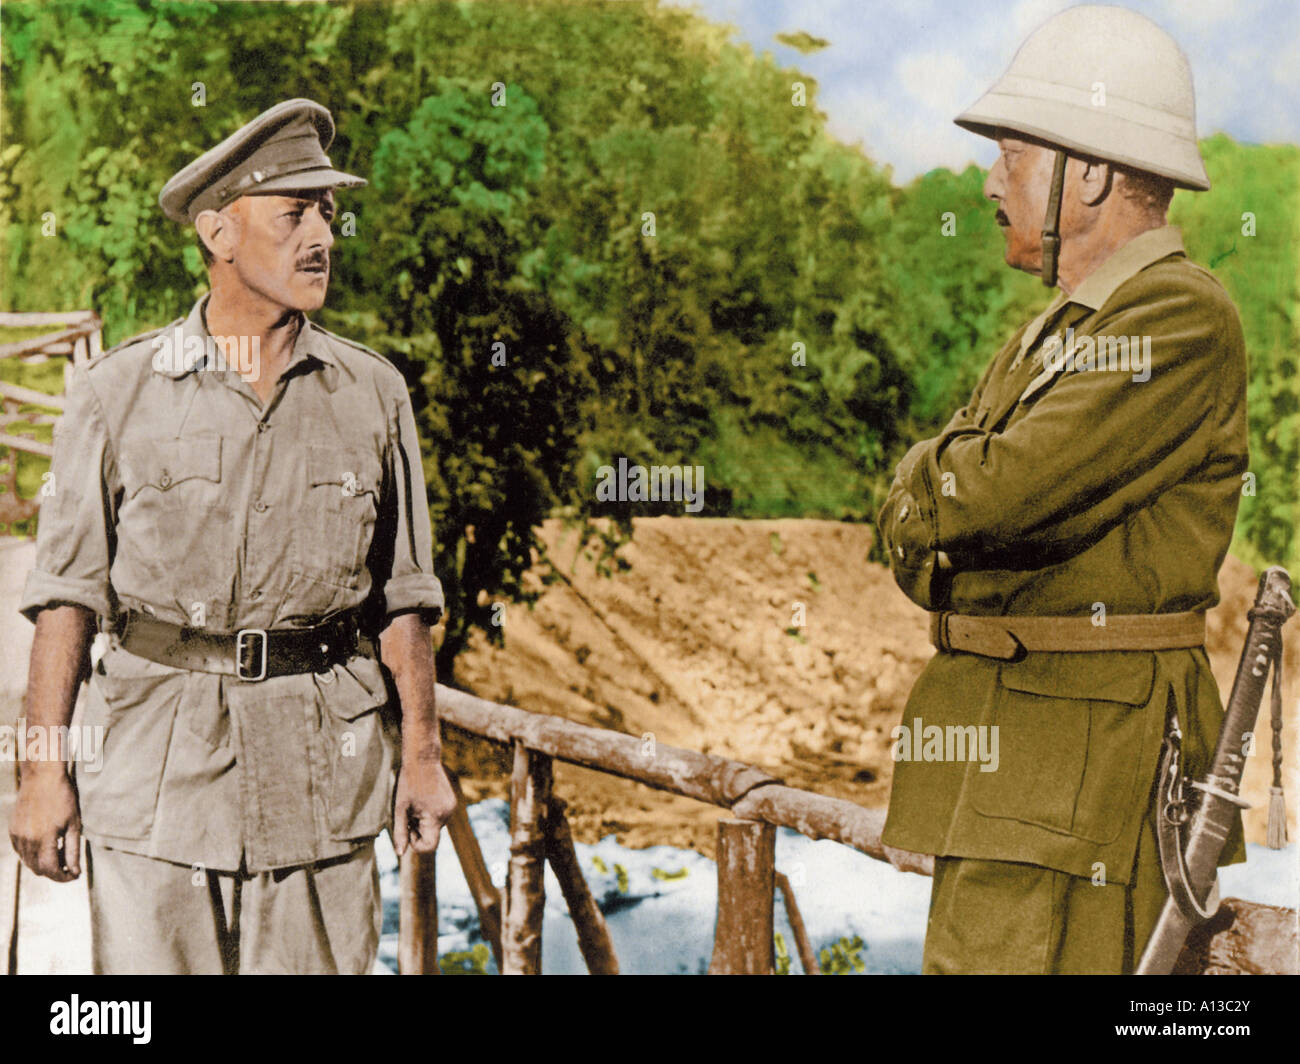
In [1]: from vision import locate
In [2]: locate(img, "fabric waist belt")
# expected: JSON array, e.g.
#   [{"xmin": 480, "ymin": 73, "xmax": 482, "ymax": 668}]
[
  {"xmin": 929, "ymin": 610, "xmax": 1206, "ymax": 660},
  {"xmin": 118, "ymin": 609, "xmax": 370, "ymax": 681}
]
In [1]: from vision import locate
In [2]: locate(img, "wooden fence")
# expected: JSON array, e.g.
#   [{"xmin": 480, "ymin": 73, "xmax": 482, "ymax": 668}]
[
  {"xmin": 0, "ymin": 311, "xmax": 101, "ymax": 532},
  {"xmin": 401, "ymin": 683, "xmax": 934, "ymax": 975}
]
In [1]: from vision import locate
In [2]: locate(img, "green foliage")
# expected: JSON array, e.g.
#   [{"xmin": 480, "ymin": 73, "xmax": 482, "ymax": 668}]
[
  {"xmin": 438, "ymin": 942, "xmax": 492, "ymax": 975},
  {"xmin": 774, "ymin": 931, "xmax": 792, "ymax": 974},
  {"xmin": 361, "ymin": 79, "xmax": 591, "ymax": 670},
  {"xmin": 878, "ymin": 165, "xmax": 1045, "ymax": 425},
  {"xmin": 1171, "ymin": 135, "xmax": 1300, "ymax": 570},
  {"xmin": 819, "ymin": 934, "xmax": 867, "ymax": 975},
  {"xmin": 1, "ymin": 0, "xmax": 1294, "ymax": 671}
]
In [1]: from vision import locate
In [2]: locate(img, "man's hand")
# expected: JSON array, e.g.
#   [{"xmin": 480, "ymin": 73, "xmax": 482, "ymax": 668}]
[
  {"xmin": 378, "ymin": 610, "xmax": 457, "ymax": 857},
  {"xmin": 10, "ymin": 604, "xmax": 95, "ymax": 882},
  {"xmin": 10, "ymin": 769, "xmax": 82, "ymax": 882},
  {"xmin": 392, "ymin": 756, "xmax": 457, "ymax": 857}
]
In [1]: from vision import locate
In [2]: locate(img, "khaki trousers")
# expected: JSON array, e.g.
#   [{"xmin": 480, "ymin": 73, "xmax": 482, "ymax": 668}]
[
  {"xmin": 86, "ymin": 841, "xmax": 383, "ymax": 975},
  {"xmin": 922, "ymin": 796, "xmax": 1169, "ymax": 974}
]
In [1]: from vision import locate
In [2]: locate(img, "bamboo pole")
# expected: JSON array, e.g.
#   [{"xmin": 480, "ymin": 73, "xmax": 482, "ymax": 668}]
[
  {"xmin": 731, "ymin": 783, "xmax": 935, "ymax": 876},
  {"xmin": 774, "ymin": 872, "xmax": 819, "ymax": 975},
  {"xmin": 0, "ymin": 310, "xmax": 100, "ymax": 327},
  {"xmin": 708, "ymin": 819, "xmax": 776, "ymax": 975},
  {"xmin": 0, "ymin": 324, "xmax": 99, "ymax": 361},
  {"xmin": 398, "ymin": 849, "xmax": 439, "ymax": 975},
  {"xmin": 502, "ymin": 741, "xmax": 552, "ymax": 974},
  {"xmin": 445, "ymin": 772, "xmax": 503, "ymax": 969},
  {"xmin": 0, "ymin": 434, "xmax": 54, "ymax": 459},
  {"xmin": 435, "ymin": 683, "xmax": 933, "ymax": 876},
  {"xmin": 437, "ymin": 684, "xmax": 776, "ymax": 805},
  {"xmin": 544, "ymin": 797, "xmax": 619, "ymax": 975},
  {"xmin": 0, "ymin": 381, "xmax": 66, "ymax": 409}
]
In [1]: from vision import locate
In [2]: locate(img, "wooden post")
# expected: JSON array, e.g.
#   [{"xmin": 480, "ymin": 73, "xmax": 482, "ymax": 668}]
[
  {"xmin": 544, "ymin": 797, "xmax": 619, "ymax": 975},
  {"xmin": 398, "ymin": 849, "xmax": 439, "ymax": 975},
  {"xmin": 445, "ymin": 772, "xmax": 504, "ymax": 969},
  {"xmin": 709, "ymin": 818, "xmax": 776, "ymax": 974},
  {"xmin": 774, "ymin": 871, "xmax": 819, "ymax": 975},
  {"xmin": 502, "ymin": 740, "xmax": 551, "ymax": 974}
]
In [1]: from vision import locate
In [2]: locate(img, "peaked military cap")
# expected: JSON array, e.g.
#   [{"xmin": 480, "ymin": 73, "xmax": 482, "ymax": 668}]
[{"xmin": 159, "ymin": 98, "xmax": 366, "ymax": 224}]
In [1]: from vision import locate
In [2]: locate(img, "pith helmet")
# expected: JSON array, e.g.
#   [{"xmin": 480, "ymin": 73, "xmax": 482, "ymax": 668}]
[{"xmin": 955, "ymin": 4, "xmax": 1210, "ymax": 191}]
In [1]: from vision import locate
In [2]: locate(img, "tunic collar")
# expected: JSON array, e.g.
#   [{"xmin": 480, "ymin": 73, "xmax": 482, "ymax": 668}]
[
  {"xmin": 1013, "ymin": 226, "xmax": 1186, "ymax": 365},
  {"xmin": 153, "ymin": 293, "xmax": 336, "ymax": 378},
  {"xmin": 1064, "ymin": 225, "xmax": 1186, "ymax": 311}
]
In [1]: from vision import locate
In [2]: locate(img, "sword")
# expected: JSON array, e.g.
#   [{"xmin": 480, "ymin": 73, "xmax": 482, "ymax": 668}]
[{"xmin": 1136, "ymin": 566, "xmax": 1294, "ymax": 974}]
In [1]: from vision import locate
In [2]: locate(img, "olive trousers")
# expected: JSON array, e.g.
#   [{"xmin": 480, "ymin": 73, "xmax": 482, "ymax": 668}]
[{"xmin": 85, "ymin": 840, "xmax": 382, "ymax": 975}]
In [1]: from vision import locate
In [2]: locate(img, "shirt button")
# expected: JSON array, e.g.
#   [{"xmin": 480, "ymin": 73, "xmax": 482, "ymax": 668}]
[
  {"xmin": 249, "ymin": 589, "xmax": 262, "ymax": 600},
  {"xmin": 257, "ymin": 422, "xmax": 269, "ymax": 433},
  {"xmin": 159, "ymin": 471, "xmax": 172, "ymax": 488},
  {"xmin": 254, "ymin": 500, "xmax": 267, "ymax": 513}
]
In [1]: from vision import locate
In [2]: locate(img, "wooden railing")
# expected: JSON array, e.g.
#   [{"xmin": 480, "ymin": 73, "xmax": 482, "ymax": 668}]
[
  {"xmin": 400, "ymin": 683, "xmax": 934, "ymax": 975},
  {"xmin": 0, "ymin": 311, "xmax": 102, "ymax": 532}
]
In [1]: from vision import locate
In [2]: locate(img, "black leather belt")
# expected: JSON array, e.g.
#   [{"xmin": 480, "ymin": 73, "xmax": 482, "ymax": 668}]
[{"xmin": 118, "ymin": 609, "xmax": 370, "ymax": 681}]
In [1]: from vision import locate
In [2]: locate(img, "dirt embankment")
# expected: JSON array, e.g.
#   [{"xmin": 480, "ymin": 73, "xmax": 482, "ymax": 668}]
[{"xmin": 448, "ymin": 518, "xmax": 1297, "ymax": 856}]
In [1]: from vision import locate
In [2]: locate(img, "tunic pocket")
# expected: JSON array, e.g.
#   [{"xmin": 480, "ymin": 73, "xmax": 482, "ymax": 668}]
[
  {"xmin": 76, "ymin": 645, "xmax": 183, "ymax": 841},
  {"xmin": 119, "ymin": 435, "xmax": 234, "ymax": 610},
  {"xmin": 971, "ymin": 652, "xmax": 1157, "ymax": 844},
  {"xmin": 295, "ymin": 444, "xmax": 381, "ymax": 590},
  {"xmin": 318, "ymin": 654, "xmax": 395, "ymax": 841}
]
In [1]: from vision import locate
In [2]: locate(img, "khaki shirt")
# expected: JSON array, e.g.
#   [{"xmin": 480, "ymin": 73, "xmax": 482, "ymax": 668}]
[
  {"xmin": 877, "ymin": 227, "xmax": 1249, "ymax": 879},
  {"xmin": 20, "ymin": 295, "xmax": 444, "ymax": 872}
]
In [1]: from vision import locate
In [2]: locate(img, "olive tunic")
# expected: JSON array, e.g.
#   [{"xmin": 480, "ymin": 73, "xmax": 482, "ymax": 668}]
[{"xmin": 877, "ymin": 227, "xmax": 1248, "ymax": 971}]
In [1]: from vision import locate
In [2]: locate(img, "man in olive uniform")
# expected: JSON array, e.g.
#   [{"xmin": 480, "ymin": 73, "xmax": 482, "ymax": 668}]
[
  {"xmin": 877, "ymin": 7, "xmax": 1247, "ymax": 974},
  {"xmin": 9, "ymin": 99, "xmax": 456, "ymax": 974}
]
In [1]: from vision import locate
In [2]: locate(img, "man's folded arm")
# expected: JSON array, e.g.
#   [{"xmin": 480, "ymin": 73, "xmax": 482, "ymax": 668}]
[
  {"xmin": 885, "ymin": 285, "xmax": 1234, "ymax": 570},
  {"xmin": 877, "ymin": 384, "xmax": 990, "ymax": 604}
]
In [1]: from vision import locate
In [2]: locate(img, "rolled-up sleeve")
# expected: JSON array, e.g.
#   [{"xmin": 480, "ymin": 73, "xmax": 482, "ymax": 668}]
[
  {"xmin": 372, "ymin": 378, "xmax": 444, "ymax": 622},
  {"xmin": 19, "ymin": 366, "xmax": 119, "ymax": 624}
]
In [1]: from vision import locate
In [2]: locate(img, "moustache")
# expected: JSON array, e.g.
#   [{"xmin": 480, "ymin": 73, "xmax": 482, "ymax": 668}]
[
  {"xmin": 296, "ymin": 254, "xmax": 329, "ymax": 272},
  {"xmin": 994, "ymin": 210, "xmax": 1011, "ymax": 226}
]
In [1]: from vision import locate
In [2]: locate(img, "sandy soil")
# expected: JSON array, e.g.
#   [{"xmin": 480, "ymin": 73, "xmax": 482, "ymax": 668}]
[{"xmin": 449, "ymin": 517, "xmax": 1299, "ymax": 856}]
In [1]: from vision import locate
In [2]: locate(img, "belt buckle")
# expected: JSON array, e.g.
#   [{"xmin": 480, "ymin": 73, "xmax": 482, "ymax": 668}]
[{"xmin": 236, "ymin": 628, "xmax": 269, "ymax": 681}]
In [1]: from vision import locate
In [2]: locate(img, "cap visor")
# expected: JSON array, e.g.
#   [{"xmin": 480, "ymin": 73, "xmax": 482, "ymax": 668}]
[{"xmin": 240, "ymin": 168, "xmax": 368, "ymax": 197}]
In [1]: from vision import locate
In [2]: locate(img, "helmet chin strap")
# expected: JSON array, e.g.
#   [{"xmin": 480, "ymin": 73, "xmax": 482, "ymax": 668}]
[{"xmin": 1040, "ymin": 150, "xmax": 1067, "ymax": 287}]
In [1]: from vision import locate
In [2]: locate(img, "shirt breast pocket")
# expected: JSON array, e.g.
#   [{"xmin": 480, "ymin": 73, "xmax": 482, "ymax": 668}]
[
  {"xmin": 295, "ymin": 444, "xmax": 382, "ymax": 590},
  {"xmin": 970, "ymin": 652, "xmax": 1160, "ymax": 844},
  {"xmin": 121, "ymin": 436, "xmax": 232, "ymax": 602}
]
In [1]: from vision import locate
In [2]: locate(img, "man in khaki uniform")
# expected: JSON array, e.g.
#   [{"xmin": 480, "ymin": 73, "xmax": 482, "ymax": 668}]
[
  {"xmin": 9, "ymin": 99, "xmax": 456, "ymax": 974},
  {"xmin": 878, "ymin": 7, "xmax": 1247, "ymax": 974}
]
